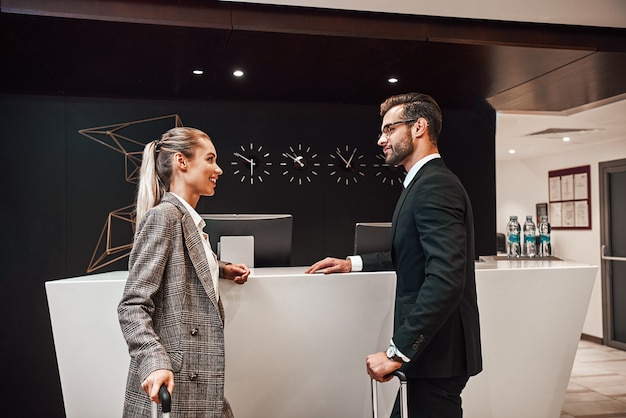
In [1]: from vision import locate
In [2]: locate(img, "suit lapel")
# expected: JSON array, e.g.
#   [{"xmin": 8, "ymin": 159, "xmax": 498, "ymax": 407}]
[
  {"xmin": 162, "ymin": 194, "xmax": 223, "ymax": 320},
  {"xmin": 390, "ymin": 170, "xmax": 420, "ymax": 244},
  {"xmin": 390, "ymin": 159, "xmax": 441, "ymax": 244},
  {"xmin": 390, "ymin": 187, "xmax": 408, "ymax": 244}
]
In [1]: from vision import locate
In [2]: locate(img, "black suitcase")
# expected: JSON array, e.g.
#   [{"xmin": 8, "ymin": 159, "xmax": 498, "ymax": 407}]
[{"xmin": 371, "ymin": 370, "xmax": 408, "ymax": 418}]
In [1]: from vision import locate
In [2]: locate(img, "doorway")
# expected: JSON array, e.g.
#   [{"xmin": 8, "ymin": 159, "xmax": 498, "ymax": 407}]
[{"xmin": 600, "ymin": 158, "xmax": 626, "ymax": 350}]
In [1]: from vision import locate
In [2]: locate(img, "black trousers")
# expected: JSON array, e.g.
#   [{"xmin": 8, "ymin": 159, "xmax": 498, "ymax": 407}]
[{"xmin": 390, "ymin": 375, "xmax": 470, "ymax": 418}]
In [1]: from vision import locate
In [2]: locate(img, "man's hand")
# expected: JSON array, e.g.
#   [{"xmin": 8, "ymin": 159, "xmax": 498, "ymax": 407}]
[
  {"xmin": 304, "ymin": 257, "xmax": 352, "ymax": 274},
  {"xmin": 223, "ymin": 263, "xmax": 250, "ymax": 284},
  {"xmin": 366, "ymin": 352, "xmax": 402, "ymax": 382}
]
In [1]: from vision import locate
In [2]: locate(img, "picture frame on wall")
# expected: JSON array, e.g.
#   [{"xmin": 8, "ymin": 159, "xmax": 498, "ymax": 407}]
[{"xmin": 548, "ymin": 165, "xmax": 591, "ymax": 230}]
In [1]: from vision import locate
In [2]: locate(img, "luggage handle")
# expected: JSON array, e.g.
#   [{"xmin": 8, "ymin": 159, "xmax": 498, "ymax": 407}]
[
  {"xmin": 372, "ymin": 370, "xmax": 408, "ymax": 418},
  {"xmin": 151, "ymin": 384, "xmax": 172, "ymax": 418}
]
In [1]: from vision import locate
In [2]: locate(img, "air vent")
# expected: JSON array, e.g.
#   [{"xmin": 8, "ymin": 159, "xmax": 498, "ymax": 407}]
[{"xmin": 526, "ymin": 128, "xmax": 601, "ymax": 136}]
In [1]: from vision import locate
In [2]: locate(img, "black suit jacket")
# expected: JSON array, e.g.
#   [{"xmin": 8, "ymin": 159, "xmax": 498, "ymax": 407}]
[{"xmin": 362, "ymin": 158, "xmax": 482, "ymax": 379}]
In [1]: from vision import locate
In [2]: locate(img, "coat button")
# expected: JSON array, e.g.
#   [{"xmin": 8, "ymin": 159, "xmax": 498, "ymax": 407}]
[
  {"xmin": 191, "ymin": 328, "xmax": 199, "ymax": 336},
  {"xmin": 189, "ymin": 372, "xmax": 198, "ymax": 381}
]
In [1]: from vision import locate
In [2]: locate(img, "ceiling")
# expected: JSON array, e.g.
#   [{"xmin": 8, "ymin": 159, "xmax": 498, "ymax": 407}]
[
  {"xmin": 225, "ymin": 0, "xmax": 626, "ymax": 29},
  {"xmin": 1, "ymin": 0, "xmax": 625, "ymax": 161}
]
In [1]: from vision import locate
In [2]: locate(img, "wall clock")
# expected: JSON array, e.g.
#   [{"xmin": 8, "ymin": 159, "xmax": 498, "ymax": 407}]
[
  {"xmin": 279, "ymin": 144, "xmax": 321, "ymax": 185},
  {"xmin": 328, "ymin": 145, "xmax": 366, "ymax": 185},
  {"xmin": 372, "ymin": 153, "xmax": 405, "ymax": 186},
  {"xmin": 231, "ymin": 142, "xmax": 272, "ymax": 184}
]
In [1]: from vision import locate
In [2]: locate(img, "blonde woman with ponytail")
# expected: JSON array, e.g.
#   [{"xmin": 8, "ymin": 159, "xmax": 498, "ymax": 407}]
[{"xmin": 118, "ymin": 127, "xmax": 250, "ymax": 417}]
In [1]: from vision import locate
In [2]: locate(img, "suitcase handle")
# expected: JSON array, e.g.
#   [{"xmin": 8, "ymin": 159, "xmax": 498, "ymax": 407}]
[
  {"xmin": 371, "ymin": 370, "xmax": 408, "ymax": 418},
  {"xmin": 151, "ymin": 384, "xmax": 172, "ymax": 418},
  {"xmin": 390, "ymin": 370, "xmax": 406, "ymax": 381},
  {"xmin": 159, "ymin": 385, "xmax": 172, "ymax": 413}
]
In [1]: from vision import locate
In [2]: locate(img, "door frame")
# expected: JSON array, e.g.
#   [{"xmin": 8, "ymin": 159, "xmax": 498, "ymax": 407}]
[{"xmin": 600, "ymin": 158, "xmax": 626, "ymax": 350}]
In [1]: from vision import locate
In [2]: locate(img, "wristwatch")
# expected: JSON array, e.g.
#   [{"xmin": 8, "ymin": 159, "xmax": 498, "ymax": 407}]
[{"xmin": 386, "ymin": 345, "xmax": 404, "ymax": 363}]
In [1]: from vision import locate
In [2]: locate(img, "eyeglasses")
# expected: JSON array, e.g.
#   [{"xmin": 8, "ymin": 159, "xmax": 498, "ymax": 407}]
[{"xmin": 378, "ymin": 118, "xmax": 418, "ymax": 139}]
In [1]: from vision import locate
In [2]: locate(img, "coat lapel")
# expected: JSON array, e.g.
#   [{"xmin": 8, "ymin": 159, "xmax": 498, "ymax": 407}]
[
  {"xmin": 390, "ymin": 171, "xmax": 419, "ymax": 245},
  {"xmin": 390, "ymin": 159, "xmax": 440, "ymax": 245},
  {"xmin": 162, "ymin": 194, "xmax": 223, "ymax": 320}
]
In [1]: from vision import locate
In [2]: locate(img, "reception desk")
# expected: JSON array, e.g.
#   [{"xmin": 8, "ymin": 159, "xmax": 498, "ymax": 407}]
[{"xmin": 46, "ymin": 258, "xmax": 597, "ymax": 418}]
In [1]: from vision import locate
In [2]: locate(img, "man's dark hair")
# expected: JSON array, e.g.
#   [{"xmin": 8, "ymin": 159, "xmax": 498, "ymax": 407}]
[{"xmin": 380, "ymin": 92, "xmax": 443, "ymax": 144}]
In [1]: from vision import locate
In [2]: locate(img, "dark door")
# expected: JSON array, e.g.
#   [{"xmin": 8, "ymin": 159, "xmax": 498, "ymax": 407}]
[{"xmin": 600, "ymin": 158, "xmax": 626, "ymax": 350}]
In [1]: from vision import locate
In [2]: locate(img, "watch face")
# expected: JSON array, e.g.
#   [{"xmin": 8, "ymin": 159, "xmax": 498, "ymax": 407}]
[
  {"xmin": 279, "ymin": 144, "xmax": 321, "ymax": 185},
  {"xmin": 231, "ymin": 142, "xmax": 272, "ymax": 185},
  {"xmin": 328, "ymin": 145, "xmax": 366, "ymax": 185},
  {"xmin": 373, "ymin": 153, "xmax": 405, "ymax": 186}
]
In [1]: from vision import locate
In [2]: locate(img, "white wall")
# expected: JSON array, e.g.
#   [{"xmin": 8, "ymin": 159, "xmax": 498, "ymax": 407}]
[{"xmin": 496, "ymin": 140, "xmax": 626, "ymax": 339}]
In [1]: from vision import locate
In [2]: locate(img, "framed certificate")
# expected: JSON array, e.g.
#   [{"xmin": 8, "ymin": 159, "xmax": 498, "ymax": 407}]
[{"xmin": 548, "ymin": 165, "xmax": 591, "ymax": 230}]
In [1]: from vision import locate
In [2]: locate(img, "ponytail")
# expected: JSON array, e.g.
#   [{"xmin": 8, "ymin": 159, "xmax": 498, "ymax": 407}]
[{"xmin": 135, "ymin": 140, "xmax": 163, "ymax": 226}]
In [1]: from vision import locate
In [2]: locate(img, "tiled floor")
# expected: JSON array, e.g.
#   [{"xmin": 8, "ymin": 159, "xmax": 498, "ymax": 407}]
[{"xmin": 561, "ymin": 340, "xmax": 626, "ymax": 418}]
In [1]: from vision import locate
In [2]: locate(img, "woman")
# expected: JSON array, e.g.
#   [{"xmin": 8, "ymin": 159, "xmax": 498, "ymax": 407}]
[{"xmin": 118, "ymin": 127, "xmax": 250, "ymax": 417}]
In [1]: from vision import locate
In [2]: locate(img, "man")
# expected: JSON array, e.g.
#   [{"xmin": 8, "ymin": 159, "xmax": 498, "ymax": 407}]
[{"xmin": 306, "ymin": 93, "xmax": 482, "ymax": 418}]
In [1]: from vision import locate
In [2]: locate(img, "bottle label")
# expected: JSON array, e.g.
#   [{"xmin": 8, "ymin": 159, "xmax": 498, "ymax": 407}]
[
  {"xmin": 540, "ymin": 235, "xmax": 550, "ymax": 244},
  {"xmin": 509, "ymin": 234, "xmax": 520, "ymax": 244},
  {"xmin": 524, "ymin": 235, "xmax": 535, "ymax": 244}
]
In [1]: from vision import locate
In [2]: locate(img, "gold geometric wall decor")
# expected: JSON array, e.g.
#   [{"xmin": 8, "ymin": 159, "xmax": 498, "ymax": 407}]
[
  {"xmin": 125, "ymin": 151, "xmax": 144, "ymax": 184},
  {"xmin": 86, "ymin": 205, "xmax": 135, "ymax": 273},
  {"xmin": 79, "ymin": 114, "xmax": 183, "ymax": 272},
  {"xmin": 79, "ymin": 114, "xmax": 183, "ymax": 184}
]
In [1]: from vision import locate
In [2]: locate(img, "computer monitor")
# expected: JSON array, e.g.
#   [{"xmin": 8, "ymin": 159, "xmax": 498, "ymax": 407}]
[
  {"xmin": 353, "ymin": 222, "xmax": 392, "ymax": 255},
  {"xmin": 201, "ymin": 214, "xmax": 292, "ymax": 267}
]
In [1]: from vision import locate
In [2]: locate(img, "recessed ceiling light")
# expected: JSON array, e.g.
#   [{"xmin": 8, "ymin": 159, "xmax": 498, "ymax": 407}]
[
  {"xmin": 562, "ymin": 136, "xmax": 571, "ymax": 142},
  {"xmin": 508, "ymin": 149, "xmax": 516, "ymax": 154},
  {"xmin": 233, "ymin": 70, "xmax": 244, "ymax": 77},
  {"xmin": 192, "ymin": 69, "xmax": 204, "ymax": 75},
  {"xmin": 388, "ymin": 77, "xmax": 398, "ymax": 83}
]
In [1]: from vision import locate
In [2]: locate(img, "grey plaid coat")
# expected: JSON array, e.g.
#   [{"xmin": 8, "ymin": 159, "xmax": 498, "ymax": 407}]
[{"xmin": 118, "ymin": 193, "xmax": 233, "ymax": 417}]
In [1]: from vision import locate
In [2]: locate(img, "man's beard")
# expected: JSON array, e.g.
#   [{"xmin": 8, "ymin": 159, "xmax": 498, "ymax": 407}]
[{"xmin": 385, "ymin": 132, "xmax": 413, "ymax": 167}]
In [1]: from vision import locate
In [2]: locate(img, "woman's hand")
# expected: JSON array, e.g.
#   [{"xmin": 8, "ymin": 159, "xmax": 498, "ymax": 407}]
[
  {"xmin": 142, "ymin": 369, "xmax": 174, "ymax": 403},
  {"xmin": 223, "ymin": 263, "xmax": 250, "ymax": 284}
]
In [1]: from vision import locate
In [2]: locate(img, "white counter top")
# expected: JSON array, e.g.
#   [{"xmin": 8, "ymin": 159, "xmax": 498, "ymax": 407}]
[
  {"xmin": 477, "ymin": 255, "xmax": 593, "ymax": 270},
  {"xmin": 46, "ymin": 259, "xmax": 597, "ymax": 418}
]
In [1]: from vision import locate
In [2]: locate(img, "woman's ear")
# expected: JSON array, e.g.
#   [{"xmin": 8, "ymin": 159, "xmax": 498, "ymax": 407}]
[{"xmin": 175, "ymin": 152, "xmax": 187, "ymax": 170}]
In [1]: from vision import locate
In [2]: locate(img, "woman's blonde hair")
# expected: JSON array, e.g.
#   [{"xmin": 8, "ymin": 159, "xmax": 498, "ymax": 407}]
[{"xmin": 134, "ymin": 127, "xmax": 210, "ymax": 226}]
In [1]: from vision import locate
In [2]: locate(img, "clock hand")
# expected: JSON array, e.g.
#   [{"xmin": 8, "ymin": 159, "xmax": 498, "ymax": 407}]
[
  {"xmin": 233, "ymin": 152, "xmax": 254, "ymax": 165},
  {"xmin": 335, "ymin": 148, "xmax": 350, "ymax": 167},
  {"xmin": 283, "ymin": 152, "xmax": 305, "ymax": 168},
  {"xmin": 282, "ymin": 152, "xmax": 299, "ymax": 164},
  {"xmin": 345, "ymin": 148, "xmax": 357, "ymax": 169}
]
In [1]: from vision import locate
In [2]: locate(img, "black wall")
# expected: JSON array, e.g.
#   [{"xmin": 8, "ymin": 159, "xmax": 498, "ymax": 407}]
[{"xmin": 0, "ymin": 93, "xmax": 495, "ymax": 417}]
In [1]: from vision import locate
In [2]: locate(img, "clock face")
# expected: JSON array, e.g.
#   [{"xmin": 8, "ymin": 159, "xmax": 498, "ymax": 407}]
[
  {"xmin": 279, "ymin": 144, "xmax": 321, "ymax": 185},
  {"xmin": 372, "ymin": 153, "xmax": 405, "ymax": 186},
  {"xmin": 328, "ymin": 145, "xmax": 366, "ymax": 185},
  {"xmin": 231, "ymin": 142, "xmax": 272, "ymax": 184}
]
